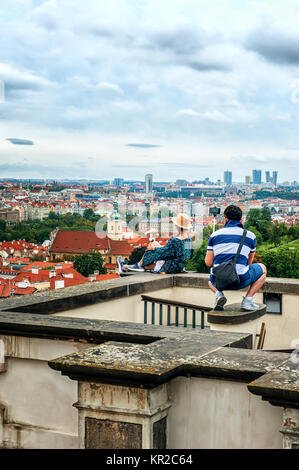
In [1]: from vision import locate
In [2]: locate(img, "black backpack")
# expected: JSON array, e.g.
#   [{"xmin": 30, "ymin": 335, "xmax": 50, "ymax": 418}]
[{"xmin": 212, "ymin": 229, "xmax": 247, "ymax": 291}]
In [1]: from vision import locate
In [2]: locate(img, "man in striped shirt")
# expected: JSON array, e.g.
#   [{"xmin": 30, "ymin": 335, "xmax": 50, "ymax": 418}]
[{"xmin": 205, "ymin": 205, "xmax": 267, "ymax": 311}]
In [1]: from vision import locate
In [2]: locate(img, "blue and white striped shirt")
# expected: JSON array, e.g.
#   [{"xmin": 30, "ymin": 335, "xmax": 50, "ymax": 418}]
[{"xmin": 207, "ymin": 220, "xmax": 256, "ymax": 275}]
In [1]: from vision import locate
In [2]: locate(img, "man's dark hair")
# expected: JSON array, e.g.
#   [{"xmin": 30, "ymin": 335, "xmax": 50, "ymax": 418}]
[{"xmin": 224, "ymin": 205, "xmax": 242, "ymax": 221}]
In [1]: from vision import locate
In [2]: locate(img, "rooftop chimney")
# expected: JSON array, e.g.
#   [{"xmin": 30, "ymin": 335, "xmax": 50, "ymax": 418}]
[{"xmin": 55, "ymin": 279, "xmax": 65, "ymax": 289}]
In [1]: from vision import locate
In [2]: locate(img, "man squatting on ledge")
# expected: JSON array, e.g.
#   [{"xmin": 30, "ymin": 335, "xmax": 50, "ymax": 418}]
[{"xmin": 205, "ymin": 204, "xmax": 267, "ymax": 311}]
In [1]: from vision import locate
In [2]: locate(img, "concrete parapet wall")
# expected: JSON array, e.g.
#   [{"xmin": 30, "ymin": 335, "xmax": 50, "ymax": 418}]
[
  {"xmin": 0, "ymin": 336, "xmax": 90, "ymax": 449},
  {"xmin": 0, "ymin": 273, "xmax": 297, "ymax": 449},
  {"xmin": 167, "ymin": 376, "xmax": 283, "ymax": 449}
]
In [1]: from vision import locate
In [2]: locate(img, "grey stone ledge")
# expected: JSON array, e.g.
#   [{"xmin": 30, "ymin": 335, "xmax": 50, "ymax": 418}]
[
  {"xmin": 208, "ymin": 303, "xmax": 266, "ymax": 325},
  {"xmin": 48, "ymin": 330, "xmax": 253, "ymax": 388},
  {"xmin": 0, "ymin": 273, "xmax": 297, "ymax": 316},
  {"xmin": 248, "ymin": 360, "xmax": 299, "ymax": 409}
]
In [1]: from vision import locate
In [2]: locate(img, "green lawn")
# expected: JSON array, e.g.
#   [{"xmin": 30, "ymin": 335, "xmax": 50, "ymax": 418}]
[{"xmin": 258, "ymin": 239, "xmax": 299, "ymax": 253}]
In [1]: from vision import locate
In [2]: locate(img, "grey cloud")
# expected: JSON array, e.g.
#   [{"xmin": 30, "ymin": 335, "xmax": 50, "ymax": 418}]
[
  {"xmin": 0, "ymin": 65, "xmax": 53, "ymax": 92},
  {"xmin": 153, "ymin": 28, "xmax": 203, "ymax": 56},
  {"xmin": 246, "ymin": 28, "xmax": 299, "ymax": 65},
  {"xmin": 126, "ymin": 143, "xmax": 161, "ymax": 148},
  {"xmin": 6, "ymin": 138, "xmax": 34, "ymax": 145},
  {"xmin": 187, "ymin": 60, "xmax": 230, "ymax": 72},
  {"xmin": 83, "ymin": 22, "xmax": 229, "ymax": 73},
  {"xmin": 145, "ymin": 27, "xmax": 230, "ymax": 72},
  {"xmin": 86, "ymin": 26, "xmax": 115, "ymax": 38}
]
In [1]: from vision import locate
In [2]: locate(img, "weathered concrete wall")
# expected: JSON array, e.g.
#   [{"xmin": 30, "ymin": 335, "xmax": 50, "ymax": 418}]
[
  {"xmin": 167, "ymin": 376, "xmax": 283, "ymax": 449},
  {"xmin": 0, "ymin": 336, "xmax": 90, "ymax": 449}
]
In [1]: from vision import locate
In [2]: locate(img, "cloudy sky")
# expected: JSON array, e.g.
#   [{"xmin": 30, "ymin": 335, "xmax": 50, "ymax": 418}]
[{"xmin": 0, "ymin": 0, "xmax": 299, "ymax": 182}]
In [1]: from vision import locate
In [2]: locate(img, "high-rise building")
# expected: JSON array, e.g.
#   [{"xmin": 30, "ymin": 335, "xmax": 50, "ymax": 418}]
[
  {"xmin": 224, "ymin": 171, "xmax": 232, "ymax": 186},
  {"xmin": 114, "ymin": 178, "xmax": 124, "ymax": 187},
  {"xmin": 176, "ymin": 179, "xmax": 188, "ymax": 186},
  {"xmin": 265, "ymin": 171, "xmax": 271, "ymax": 183},
  {"xmin": 272, "ymin": 171, "xmax": 278, "ymax": 187},
  {"xmin": 145, "ymin": 174, "xmax": 153, "ymax": 193},
  {"xmin": 252, "ymin": 169, "xmax": 262, "ymax": 185},
  {"xmin": 245, "ymin": 176, "xmax": 251, "ymax": 185}
]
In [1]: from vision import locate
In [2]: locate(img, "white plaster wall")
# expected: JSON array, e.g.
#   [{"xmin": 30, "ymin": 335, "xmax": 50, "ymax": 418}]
[
  {"xmin": 51, "ymin": 287, "xmax": 298, "ymax": 350},
  {"xmin": 0, "ymin": 336, "xmax": 91, "ymax": 448},
  {"xmin": 0, "ymin": 358, "xmax": 77, "ymax": 434},
  {"xmin": 52, "ymin": 287, "xmax": 177, "ymax": 324},
  {"xmin": 167, "ymin": 376, "xmax": 283, "ymax": 449}
]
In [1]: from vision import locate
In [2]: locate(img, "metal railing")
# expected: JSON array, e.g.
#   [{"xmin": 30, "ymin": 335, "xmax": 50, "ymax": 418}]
[{"xmin": 141, "ymin": 295, "xmax": 212, "ymax": 329}]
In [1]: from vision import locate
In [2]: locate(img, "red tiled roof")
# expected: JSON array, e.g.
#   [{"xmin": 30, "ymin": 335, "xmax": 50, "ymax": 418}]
[
  {"xmin": 108, "ymin": 239, "xmax": 136, "ymax": 256},
  {"xmin": 0, "ymin": 240, "xmax": 37, "ymax": 251},
  {"xmin": 13, "ymin": 286, "xmax": 37, "ymax": 295},
  {"xmin": 0, "ymin": 284, "xmax": 10, "ymax": 298},
  {"xmin": 49, "ymin": 230, "xmax": 139, "ymax": 257},
  {"xmin": 49, "ymin": 230, "xmax": 109, "ymax": 254},
  {"xmin": 55, "ymin": 268, "xmax": 87, "ymax": 280},
  {"xmin": 13, "ymin": 271, "xmax": 51, "ymax": 284},
  {"xmin": 91, "ymin": 273, "xmax": 119, "ymax": 282},
  {"xmin": 21, "ymin": 261, "xmax": 73, "ymax": 271},
  {"xmin": 6, "ymin": 257, "xmax": 31, "ymax": 264},
  {"xmin": 0, "ymin": 267, "xmax": 19, "ymax": 275},
  {"xmin": 50, "ymin": 276, "xmax": 88, "ymax": 290}
]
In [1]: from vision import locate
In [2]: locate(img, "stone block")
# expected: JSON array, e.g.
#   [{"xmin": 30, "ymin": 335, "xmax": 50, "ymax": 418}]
[{"xmin": 85, "ymin": 418, "xmax": 142, "ymax": 449}]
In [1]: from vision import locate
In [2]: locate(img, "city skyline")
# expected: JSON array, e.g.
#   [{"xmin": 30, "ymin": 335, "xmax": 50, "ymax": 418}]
[
  {"xmin": 0, "ymin": 168, "xmax": 287, "ymax": 185},
  {"xmin": 0, "ymin": 1, "xmax": 299, "ymax": 181}
]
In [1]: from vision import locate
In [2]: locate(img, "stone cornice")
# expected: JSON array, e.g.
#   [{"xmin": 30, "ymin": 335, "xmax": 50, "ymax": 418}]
[
  {"xmin": 247, "ymin": 360, "xmax": 299, "ymax": 409},
  {"xmin": 0, "ymin": 273, "xmax": 297, "ymax": 315}
]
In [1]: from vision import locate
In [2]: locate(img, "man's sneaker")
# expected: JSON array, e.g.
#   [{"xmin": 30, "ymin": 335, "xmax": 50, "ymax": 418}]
[
  {"xmin": 241, "ymin": 297, "xmax": 259, "ymax": 311},
  {"xmin": 213, "ymin": 291, "xmax": 227, "ymax": 311},
  {"xmin": 117, "ymin": 256, "xmax": 127, "ymax": 274},
  {"xmin": 127, "ymin": 262, "xmax": 145, "ymax": 272}
]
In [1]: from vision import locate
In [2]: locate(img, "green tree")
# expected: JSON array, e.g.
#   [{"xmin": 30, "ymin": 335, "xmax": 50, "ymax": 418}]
[
  {"xmin": 0, "ymin": 219, "xmax": 7, "ymax": 232},
  {"xmin": 245, "ymin": 208, "xmax": 272, "ymax": 241},
  {"xmin": 73, "ymin": 252, "xmax": 107, "ymax": 277},
  {"xmin": 128, "ymin": 247, "xmax": 147, "ymax": 264},
  {"xmin": 83, "ymin": 208, "xmax": 95, "ymax": 220},
  {"xmin": 258, "ymin": 220, "xmax": 272, "ymax": 241},
  {"xmin": 185, "ymin": 240, "xmax": 210, "ymax": 274},
  {"xmin": 260, "ymin": 207, "xmax": 272, "ymax": 222},
  {"xmin": 247, "ymin": 226, "xmax": 263, "ymax": 245},
  {"xmin": 288, "ymin": 224, "xmax": 299, "ymax": 241},
  {"xmin": 262, "ymin": 247, "xmax": 298, "ymax": 279},
  {"xmin": 48, "ymin": 211, "xmax": 59, "ymax": 220},
  {"xmin": 270, "ymin": 222, "xmax": 281, "ymax": 247}
]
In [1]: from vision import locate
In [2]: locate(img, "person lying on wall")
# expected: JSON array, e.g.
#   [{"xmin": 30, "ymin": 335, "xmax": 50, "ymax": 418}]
[{"xmin": 117, "ymin": 213, "xmax": 192, "ymax": 275}]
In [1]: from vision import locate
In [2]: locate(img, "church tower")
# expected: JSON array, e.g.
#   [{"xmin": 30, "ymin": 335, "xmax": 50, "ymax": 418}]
[{"xmin": 108, "ymin": 200, "xmax": 123, "ymax": 240}]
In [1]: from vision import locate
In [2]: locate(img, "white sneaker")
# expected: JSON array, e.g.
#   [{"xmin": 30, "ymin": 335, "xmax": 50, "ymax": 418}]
[
  {"xmin": 117, "ymin": 256, "xmax": 127, "ymax": 274},
  {"xmin": 241, "ymin": 297, "xmax": 259, "ymax": 311},
  {"xmin": 127, "ymin": 262, "xmax": 145, "ymax": 272},
  {"xmin": 213, "ymin": 291, "xmax": 227, "ymax": 311}
]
